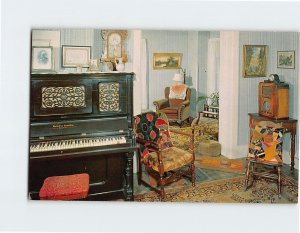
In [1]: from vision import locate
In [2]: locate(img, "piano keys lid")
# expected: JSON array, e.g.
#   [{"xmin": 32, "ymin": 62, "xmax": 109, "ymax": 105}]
[{"xmin": 30, "ymin": 117, "xmax": 130, "ymax": 139}]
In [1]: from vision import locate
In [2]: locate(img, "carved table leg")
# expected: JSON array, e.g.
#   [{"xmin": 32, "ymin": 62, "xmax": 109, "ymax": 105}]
[
  {"xmin": 124, "ymin": 152, "xmax": 134, "ymax": 201},
  {"xmin": 290, "ymin": 131, "xmax": 296, "ymax": 173}
]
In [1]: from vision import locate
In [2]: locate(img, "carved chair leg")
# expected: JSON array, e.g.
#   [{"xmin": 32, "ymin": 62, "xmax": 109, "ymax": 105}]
[
  {"xmin": 277, "ymin": 166, "xmax": 281, "ymax": 197},
  {"xmin": 191, "ymin": 163, "xmax": 196, "ymax": 187},
  {"xmin": 244, "ymin": 160, "xmax": 251, "ymax": 191},
  {"xmin": 160, "ymin": 185, "xmax": 166, "ymax": 200},
  {"xmin": 158, "ymin": 175, "xmax": 166, "ymax": 200}
]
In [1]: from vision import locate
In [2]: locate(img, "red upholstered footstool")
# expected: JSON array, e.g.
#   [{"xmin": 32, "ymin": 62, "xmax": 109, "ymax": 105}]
[{"xmin": 39, "ymin": 173, "xmax": 90, "ymax": 200}]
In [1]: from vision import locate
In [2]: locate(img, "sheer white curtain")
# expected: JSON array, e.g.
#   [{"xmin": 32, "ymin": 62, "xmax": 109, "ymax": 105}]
[
  {"xmin": 207, "ymin": 38, "xmax": 220, "ymax": 98},
  {"xmin": 141, "ymin": 38, "xmax": 149, "ymax": 110}
]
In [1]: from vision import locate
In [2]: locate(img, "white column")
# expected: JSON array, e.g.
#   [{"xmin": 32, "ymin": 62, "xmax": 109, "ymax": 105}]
[
  {"xmin": 132, "ymin": 30, "xmax": 142, "ymax": 116},
  {"xmin": 207, "ymin": 38, "xmax": 220, "ymax": 96},
  {"xmin": 141, "ymin": 38, "xmax": 149, "ymax": 110},
  {"xmin": 219, "ymin": 31, "xmax": 242, "ymax": 159},
  {"xmin": 132, "ymin": 30, "xmax": 143, "ymax": 173},
  {"xmin": 187, "ymin": 31, "xmax": 199, "ymax": 118}
]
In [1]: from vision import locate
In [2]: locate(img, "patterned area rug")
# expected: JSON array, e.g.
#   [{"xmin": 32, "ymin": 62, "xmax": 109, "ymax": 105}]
[
  {"xmin": 134, "ymin": 175, "xmax": 298, "ymax": 203},
  {"xmin": 195, "ymin": 157, "xmax": 245, "ymax": 174}
]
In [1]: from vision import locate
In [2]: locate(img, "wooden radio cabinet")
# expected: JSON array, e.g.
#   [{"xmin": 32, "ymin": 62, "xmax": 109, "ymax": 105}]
[{"xmin": 258, "ymin": 81, "xmax": 289, "ymax": 119}]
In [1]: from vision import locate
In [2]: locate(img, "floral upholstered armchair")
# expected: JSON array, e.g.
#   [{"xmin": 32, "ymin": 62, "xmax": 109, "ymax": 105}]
[{"xmin": 133, "ymin": 112, "xmax": 195, "ymax": 200}]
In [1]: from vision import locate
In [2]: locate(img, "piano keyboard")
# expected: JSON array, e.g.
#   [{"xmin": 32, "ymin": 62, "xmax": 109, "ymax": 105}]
[{"xmin": 30, "ymin": 136, "xmax": 127, "ymax": 153}]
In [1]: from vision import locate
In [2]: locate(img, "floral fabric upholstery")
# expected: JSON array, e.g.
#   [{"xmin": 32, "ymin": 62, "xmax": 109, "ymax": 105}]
[
  {"xmin": 134, "ymin": 112, "xmax": 193, "ymax": 171},
  {"xmin": 144, "ymin": 147, "xmax": 193, "ymax": 172},
  {"xmin": 248, "ymin": 125, "xmax": 284, "ymax": 164},
  {"xmin": 134, "ymin": 112, "xmax": 173, "ymax": 159}
]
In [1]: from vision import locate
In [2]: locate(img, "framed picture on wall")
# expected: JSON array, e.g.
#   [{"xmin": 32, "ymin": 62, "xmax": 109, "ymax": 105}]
[
  {"xmin": 153, "ymin": 53, "xmax": 181, "ymax": 70},
  {"xmin": 31, "ymin": 46, "xmax": 53, "ymax": 72},
  {"xmin": 277, "ymin": 51, "xmax": 295, "ymax": 69},
  {"xmin": 62, "ymin": 45, "xmax": 91, "ymax": 68},
  {"xmin": 243, "ymin": 45, "xmax": 267, "ymax": 78}
]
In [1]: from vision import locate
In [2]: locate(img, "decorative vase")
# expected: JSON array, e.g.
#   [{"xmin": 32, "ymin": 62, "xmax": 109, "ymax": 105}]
[
  {"xmin": 116, "ymin": 58, "xmax": 125, "ymax": 71},
  {"xmin": 116, "ymin": 63, "xmax": 125, "ymax": 71}
]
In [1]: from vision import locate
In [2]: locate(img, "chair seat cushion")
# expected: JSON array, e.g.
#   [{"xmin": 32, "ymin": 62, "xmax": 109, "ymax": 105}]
[
  {"xmin": 159, "ymin": 107, "xmax": 178, "ymax": 114},
  {"xmin": 143, "ymin": 147, "xmax": 193, "ymax": 172},
  {"xmin": 39, "ymin": 173, "xmax": 89, "ymax": 200}
]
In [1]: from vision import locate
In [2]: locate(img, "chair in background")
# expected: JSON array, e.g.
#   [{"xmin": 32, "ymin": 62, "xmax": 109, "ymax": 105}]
[
  {"xmin": 133, "ymin": 112, "xmax": 195, "ymax": 200},
  {"xmin": 244, "ymin": 121, "xmax": 285, "ymax": 196},
  {"xmin": 153, "ymin": 85, "xmax": 191, "ymax": 126}
]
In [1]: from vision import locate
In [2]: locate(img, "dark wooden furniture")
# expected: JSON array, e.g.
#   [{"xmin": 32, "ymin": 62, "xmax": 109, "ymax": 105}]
[
  {"xmin": 258, "ymin": 81, "xmax": 289, "ymax": 119},
  {"xmin": 29, "ymin": 72, "xmax": 135, "ymax": 201},
  {"xmin": 133, "ymin": 112, "xmax": 195, "ymax": 200},
  {"xmin": 248, "ymin": 113, "xmax": 297, "ymax": 172},
  {"xmin": 202, "ymin": 104, "xmax": 219, "ymax": 119}
]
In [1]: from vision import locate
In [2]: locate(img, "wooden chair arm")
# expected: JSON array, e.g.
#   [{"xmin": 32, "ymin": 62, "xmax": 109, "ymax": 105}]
[
  {"xmin": 169, "ymin": 129, "xmax": 193, "ymax": 138},
  {"xmin": 179, "ymin": 100, "xmax": 190, "ymax": 107},
  {"xmin": 169, "ymin": 129, "xmax": 195, "ymax": 152}
]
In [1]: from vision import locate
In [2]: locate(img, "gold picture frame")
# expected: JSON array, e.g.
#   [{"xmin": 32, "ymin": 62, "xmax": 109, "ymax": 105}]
[
  {"xmin": 243, "ymin": 45, "xmax": 267, "ymax": 78},
  {"xmin": 101, "ymin": 30, "xmax": 128, "ymax": 63},
  {"xmin": 153, "ymin": 53, "xmax": 181, "ymax": 70}
]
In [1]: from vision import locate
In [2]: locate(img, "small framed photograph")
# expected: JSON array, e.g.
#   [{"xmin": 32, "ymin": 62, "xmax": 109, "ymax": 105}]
[
  {"xmin": 89, "ymin": 59, "xmax": 99, "ymax": 71},
  {"xmin": 62, "ymin": 45, "xmax": 91, "ymax": 68},
  {"xmin": 153, "ymin": 53, "xmax": 181, "ymax": 70},
  {"xmin": 277, "ymin": 51, "xmax": 295, "ymax": 69},
  {"xmin": 243, "ymin": 45, "xmax": 267, "ymax": 78},
  {"xmin": 31, "ymin": 46, "xmax": 53, "ymax": 71}
]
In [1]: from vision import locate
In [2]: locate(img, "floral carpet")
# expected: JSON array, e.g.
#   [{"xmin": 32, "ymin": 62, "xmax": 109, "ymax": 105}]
[{"xmin": 134, "ymin": 174, "xmax": 298, "ymax": 203}]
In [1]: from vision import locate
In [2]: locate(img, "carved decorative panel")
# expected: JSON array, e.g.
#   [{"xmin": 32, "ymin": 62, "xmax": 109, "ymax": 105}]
[
  {"xmin": 99, "ymin": 83, "xmax": 120, "ymax": 112},
  {"xmin": 41, "ymin": 86, "xmax": 86, "ymax": 108}
]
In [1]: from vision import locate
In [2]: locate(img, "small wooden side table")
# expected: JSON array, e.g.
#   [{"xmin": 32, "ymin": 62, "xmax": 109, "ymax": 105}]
[{"xmin": 248, "ymin": 113, "xmax": 297, "ymax": 172}]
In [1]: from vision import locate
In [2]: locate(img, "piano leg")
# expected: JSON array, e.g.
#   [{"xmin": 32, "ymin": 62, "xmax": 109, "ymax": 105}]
[{"xmin": 124, "ymin": 152, "xmax": 134, "ymax": 201}]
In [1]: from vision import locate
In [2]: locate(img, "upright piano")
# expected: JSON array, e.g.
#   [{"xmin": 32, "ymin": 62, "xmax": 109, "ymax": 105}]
[{"xmin": 29, "ymin": 72, "xmax": 135, "ymax": 201}]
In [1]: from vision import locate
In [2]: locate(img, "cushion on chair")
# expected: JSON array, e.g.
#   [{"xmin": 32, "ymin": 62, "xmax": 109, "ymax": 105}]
[
  {"xmin": 142, "ymin": 147, "xmax": 193, "ymax": 172},
  {"xmin": 159, "ymin": 107, "xmax": 178, "ymax": 114},
  {"xmin": 169, "ymin": 99, "xmax": 184, "ymax": 107},
  {"xmin": 134, "ymin": 112, "xmax": 160, "ymax": 142},
  {"xmin": 135, "ymin": 112, "xmax": 173, "ymax": 158},
  {"xmin": 169, "ymin": 84, "xmax": 187, "ymax": 100},
  {"xmin": 248, "ymin": 125, "xmax": 284, "ymax": 164},
  {"xmin": 39, "ymin": 173, "xmax": 90, "ymax": 200}
]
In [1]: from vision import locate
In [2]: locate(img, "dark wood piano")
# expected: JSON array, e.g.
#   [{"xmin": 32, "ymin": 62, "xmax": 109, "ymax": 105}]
[{"xmin": 29, "ymin": 72, "xmax": 135, "ymax": 201}]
